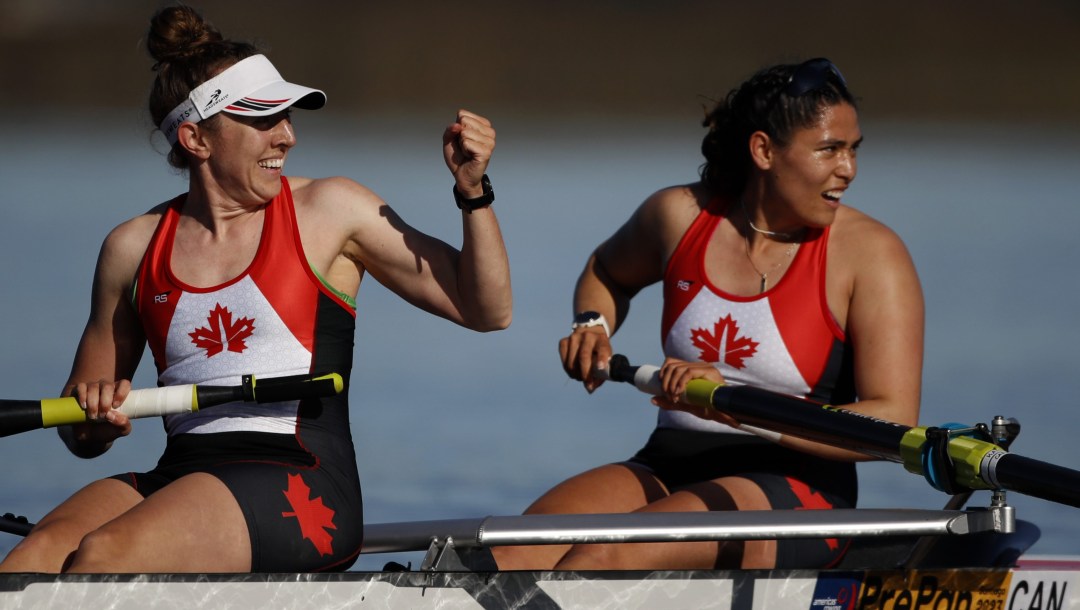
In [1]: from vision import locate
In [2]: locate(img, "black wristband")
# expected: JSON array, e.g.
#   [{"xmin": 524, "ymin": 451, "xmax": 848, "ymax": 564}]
[{"xmin": 453, "ymin": 174, "xmax": 494, "ymax": 213}]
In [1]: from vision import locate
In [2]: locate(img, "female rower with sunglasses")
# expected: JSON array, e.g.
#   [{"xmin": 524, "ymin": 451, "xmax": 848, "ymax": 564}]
[
  {"xmin": 0, "ymin": 6, "xmax": 509, "ymax": 574},
  {"xmin": 493, "ymin": 59, "xmax": 923, "ymax": 571}
]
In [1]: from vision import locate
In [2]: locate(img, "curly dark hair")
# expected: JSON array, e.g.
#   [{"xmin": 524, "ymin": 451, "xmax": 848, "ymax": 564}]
[
  {"xmin": 147, "ymin": 5, "xmax": 259, "ymax": 169},
  {"xmin": 699, "ymin": 60, "xmax": 856, "ymax": 197}
]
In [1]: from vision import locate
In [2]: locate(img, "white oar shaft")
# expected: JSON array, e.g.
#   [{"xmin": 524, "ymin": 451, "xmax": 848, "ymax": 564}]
[{"xmin": 116, "ymin": 385, "xmax": 198, "ymax": 419}]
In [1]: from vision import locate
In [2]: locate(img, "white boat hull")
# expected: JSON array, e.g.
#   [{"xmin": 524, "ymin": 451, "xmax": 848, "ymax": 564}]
[{"xmin": 3, "ymin": 564, "xmax": 1079, "ymax": 609}]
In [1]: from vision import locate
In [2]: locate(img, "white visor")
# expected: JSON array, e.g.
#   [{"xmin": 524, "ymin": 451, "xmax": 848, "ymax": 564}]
[{"xmin": 159, "ymin": 54, "xmax": 325, "ymax": 146}]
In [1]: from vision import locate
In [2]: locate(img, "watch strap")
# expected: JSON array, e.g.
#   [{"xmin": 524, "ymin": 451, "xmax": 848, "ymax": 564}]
[
  {"xmin": 571, "ymin": 311, "xmax": 611, "ymax": 337},
  {"xmin": 453, "ymin": 174, "xmax": 494, "ymax": 213}
]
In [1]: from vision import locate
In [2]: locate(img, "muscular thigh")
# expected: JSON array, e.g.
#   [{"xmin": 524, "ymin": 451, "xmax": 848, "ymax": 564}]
[
  {"xmin": 207, "ymin": 461, "xmax": 364, "ymax": 572},
  {"xmin": 112, "ymin": 431, "xmax": 365, "ymax": 572},
  {"xmin": 525, "ymin": 462, "xmax": 670, "ymax": 515},
  {"xmin": 70, "ymin": 473, "xmax": 251, "ymax": 573},
  {"xmin": 495, "ymin": 463, "xmax": 669, "ymax": 571},
  {"xmin": 116, "ymin": 462, "xmax": 363, "ymax": 573},
  {"xmin": 21, "ymin": 478, "xmax": 144, "ymax": 563},
  {"xmin": 37, "ymin": 478, "xmax": 144, "ymax": 531},
  {"xmin": 652, "ymin": 474, "xmax": 852, "ymax": 569}
]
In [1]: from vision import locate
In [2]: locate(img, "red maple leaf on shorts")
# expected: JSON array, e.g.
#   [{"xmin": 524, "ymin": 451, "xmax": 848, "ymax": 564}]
[
  {"xmin": 189, "ymin": 303, "xmax": 255, "ymax": 357},
  {"xmin": 689, "ymin": 314, "xmax": 759, "ymax": 369},
  {"xmin": 281, "ymin": 473, "xmax": 337, "ymax": 556},
  {"xmin": 787, "ymin": 477, "xmax": 839, "ymax": 551}
]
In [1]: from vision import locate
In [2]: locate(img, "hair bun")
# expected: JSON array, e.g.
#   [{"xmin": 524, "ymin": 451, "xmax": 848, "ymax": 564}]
[{"xmin": 147, "ymin": 5, "xmax": 224, "ymax": 67}]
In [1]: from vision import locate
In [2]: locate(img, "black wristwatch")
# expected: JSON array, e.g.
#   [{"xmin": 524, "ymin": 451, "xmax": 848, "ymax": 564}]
[{"xmin": 453, "ymin": 174, "xmax": 495, "ymax": 213}]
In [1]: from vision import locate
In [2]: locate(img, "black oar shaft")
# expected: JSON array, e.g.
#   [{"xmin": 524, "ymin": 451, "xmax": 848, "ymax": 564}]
[
  {"xmin": 994, "ymin": 454, "xmax": 1080, "ymax": 509},
  {"xmin": 608, "ymin": 355, "xmax": 1080, "ymax": 510},
  {"xmin": 0, "ymin": 401, "xmax": 48, "ymax": 438},
  {"xmin": 706, "ymin": 385, "xmax": 1080, "ymax": 508},
  {"xmin": 709, "ymin": 385, "xmax": 908, "ymax": 462}
]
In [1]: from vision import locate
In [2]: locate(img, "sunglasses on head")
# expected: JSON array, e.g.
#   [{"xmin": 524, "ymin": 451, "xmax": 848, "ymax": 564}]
[{"xmin": 782, "ymin": 58, "xmax": 847, "ymax": 98}]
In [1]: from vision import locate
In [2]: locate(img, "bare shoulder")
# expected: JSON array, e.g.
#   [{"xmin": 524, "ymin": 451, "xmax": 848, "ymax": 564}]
[
  {"xmin": 829, "ymin": 205, "xmax": 911, "ymax": 261},
  {"xmin": 290, "ymin": 175, "xmax": 381, "ymax": 203},
  {"xmin": 102, "ymin": 204, "xmax": 167, "ymax": 257},
  {"xmin": 289, "ymin": 176, "xmax": 386, "ymax": 224},
  {"xmin": 828, "ymin": 205, "xmax": 919, "ymax": 295},
  {"xmin": 638, "ymin": 183, "xmax": 705, "ymax": 221},
  {"xmin": 632, "ymin": 183, "xmax": 708, "ymax": 247},
  {"xmin": 96, "ymin": 203, "xmax": 169, "ymax": 286}
]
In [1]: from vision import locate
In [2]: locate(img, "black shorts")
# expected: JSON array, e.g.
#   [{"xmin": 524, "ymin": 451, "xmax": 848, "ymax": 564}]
[
  {"xmin": 110, "ymin": 431, "xmax": 364, "ymax": 572},
  {"xmin": 627, "ymin": 427, "xmax": 858, "ymax": 569}
]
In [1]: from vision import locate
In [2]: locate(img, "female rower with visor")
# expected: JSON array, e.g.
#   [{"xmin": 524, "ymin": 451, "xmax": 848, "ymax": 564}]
[
  {"xmin": 494, "ymin": 58, "xmax": 923, "ymax": 571},
  {"xmin": 0, "ymin": 5, "xmax": 510, "ymax": 574}
]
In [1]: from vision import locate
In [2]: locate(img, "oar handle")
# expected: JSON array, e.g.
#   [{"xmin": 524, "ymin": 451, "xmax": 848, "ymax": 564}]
[
  {"xmin": 0, "ymin": 513, "xmax": 32, "ymax": 537},
  {"xmin": 603, "ymin": 355, "xmax": 781, "ymax": 441},
  {"xmin": 603, "ymin": 355, "xmax": 662, "ymax": 393},
  {"xmin": 119, "ymin": 384, "xmax": 197, "ymax": 418},
  {"xmin": 31, "ymin": 372, "xmax": 344, "ymax": 431}
]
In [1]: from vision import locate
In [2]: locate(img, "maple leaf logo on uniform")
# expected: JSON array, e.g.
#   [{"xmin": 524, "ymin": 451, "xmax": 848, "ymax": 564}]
[
  {"xmin": 281, "ymin": 473, "xmax": 337, "ymax": 556},
  {"xmin": 690, "ymin": 314, "xmax": 759, "ymax": 369},
  {"xmin": 189, "ymin": 303, "xmax": 255, "ymax": 357}
]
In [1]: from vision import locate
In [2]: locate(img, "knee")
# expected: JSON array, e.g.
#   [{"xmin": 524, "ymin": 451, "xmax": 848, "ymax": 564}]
[
  {"xmin": 0, "ymin": 524, "xmax": 77, "ymax": 573},
  {"xmin": 66, "ymin": 527, "xmax": 126, "ymax": 573}
]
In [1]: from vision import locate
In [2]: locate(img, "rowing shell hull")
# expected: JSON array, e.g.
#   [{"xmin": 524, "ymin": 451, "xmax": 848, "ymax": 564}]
[{"xmin": 3, "ymin": 563, "xmax": 1078, "ymax": 609}]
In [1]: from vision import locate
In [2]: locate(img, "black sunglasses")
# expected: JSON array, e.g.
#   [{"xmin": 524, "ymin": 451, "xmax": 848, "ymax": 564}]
[{"xmin": 782, "ymin": 58, "xmax": 847, "ymax": 98}]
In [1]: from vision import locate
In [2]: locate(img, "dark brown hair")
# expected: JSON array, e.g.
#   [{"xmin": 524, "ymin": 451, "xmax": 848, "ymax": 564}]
[{"xmin": 147, "ymin": 5, "xmax": 258, "ymax": 168}]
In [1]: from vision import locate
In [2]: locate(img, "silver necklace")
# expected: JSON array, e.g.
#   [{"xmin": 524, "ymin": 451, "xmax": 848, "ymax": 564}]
[{"xmin": 740, "ymin": 200, "xmax": 795, "ymax": 240}]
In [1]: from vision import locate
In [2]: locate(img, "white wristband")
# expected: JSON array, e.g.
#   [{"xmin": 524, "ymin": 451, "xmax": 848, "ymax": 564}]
[{"xmin": 571, "ymin": 311, "xmax": 611, "ymax": 337}]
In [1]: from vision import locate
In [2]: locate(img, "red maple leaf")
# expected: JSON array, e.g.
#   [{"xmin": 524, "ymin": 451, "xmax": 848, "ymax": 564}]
[
  {"xmin": 189, "ymin": 303, "xmax": 255, "ymax": 357},
  {"xmin": 689, "ymin": 314, "xmax": 759, "ymax": 369},
  {"xmin": 787, "ymin": 477, "xmax": 839, "ymax": 551},
  {"xmin": 281, "ymin": 473, "xmax": 337, "ymax": 556}
]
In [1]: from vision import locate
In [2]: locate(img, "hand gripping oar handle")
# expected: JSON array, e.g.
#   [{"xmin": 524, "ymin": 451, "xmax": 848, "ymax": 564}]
[
  {"xmin": 0, "ymin": 372, "xmax": 344, "ymax": 438},
  {"xmin": 603, "ymin": 355, "xmax": 1080, "ymax": 508},
  {"xmin": 602, "ymin": 355, "xmax": 781, "ymax": 441}
]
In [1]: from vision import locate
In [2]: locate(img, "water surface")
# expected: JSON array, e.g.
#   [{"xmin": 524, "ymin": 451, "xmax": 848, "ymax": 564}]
[{"xmin": 1, "ymin": 111, "xmax": 1078, "ymax": 570}]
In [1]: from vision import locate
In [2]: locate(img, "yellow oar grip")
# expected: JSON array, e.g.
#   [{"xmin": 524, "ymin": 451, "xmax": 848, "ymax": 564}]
[
  {"xmin": 684, "ymin": 379, "xmax": 723, "ymax": 409},
  {"xmin": 40, "ymin": 397, "xmax": 90, "ymax": 428}
]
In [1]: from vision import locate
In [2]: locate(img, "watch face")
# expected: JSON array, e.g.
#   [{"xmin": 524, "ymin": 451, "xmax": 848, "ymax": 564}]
[{"xmin": 574, "ymin": 311, "xmax": 601, "ymax": 325}]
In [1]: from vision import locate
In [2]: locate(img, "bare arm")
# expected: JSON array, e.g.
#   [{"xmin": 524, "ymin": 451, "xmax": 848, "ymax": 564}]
[
  {"xmin": 309, "ymin": 110, "xmax": 511, "ymax": 331},
  {"xmin": 559, "ymin": 187, "xmax": 700, "ymax": 391},
  {"xmin": 768, "ymin": 212, "xmax": 923, "ymax": 461},
  {"xmin": 439, "ymin": 109, "xmax": 511, "ymax": 330},
  {"xmin": 58, "ymin": 218, "xmax": 154, "ymax": 457}
]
